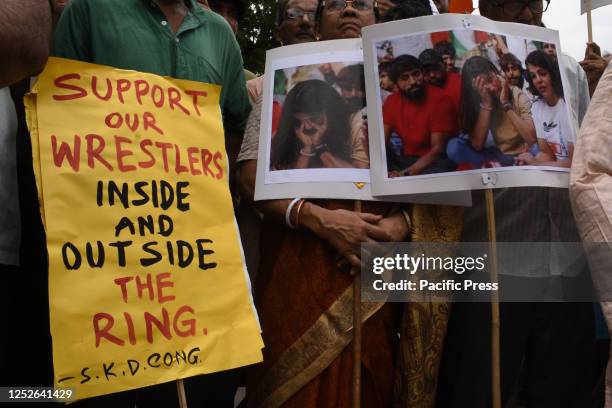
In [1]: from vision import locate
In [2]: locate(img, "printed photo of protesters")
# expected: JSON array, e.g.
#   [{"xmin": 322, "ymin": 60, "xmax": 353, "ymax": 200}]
[
  {"xmin": 516, "ymin": 50, "xmax": 574, "ymax": 168},
  {"xmin": 269, "ymin": 62, "xmax": 369, "ymax": 171},
  {"xmin": 372, "ymin": 27, "xmax": 574, "ymax": 179},
  {"xmin": 383, "ymin": 55, "xmax": 456, "ymax": 177}
]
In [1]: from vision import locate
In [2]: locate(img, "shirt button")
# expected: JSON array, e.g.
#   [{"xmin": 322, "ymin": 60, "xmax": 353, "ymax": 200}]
[
  {"xmin": 175, "ymin": 38, "xmax": 180, "ymax": 43},
  {"xmin": 161, "ymin": 20, "xmax": 168, "ymax": 26}
]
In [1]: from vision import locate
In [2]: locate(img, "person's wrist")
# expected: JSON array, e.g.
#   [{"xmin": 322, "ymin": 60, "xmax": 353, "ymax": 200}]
[
  {"xmin": 299, "ymin": 201, "xmax": 323, "ymax": 234},
  {"xmin": 480, "ymin": 102, "xmax": 493, "ymax": 111},
  {"xmin": 313, "ymin": 143, "xmax": 329, "ymax": 155}
]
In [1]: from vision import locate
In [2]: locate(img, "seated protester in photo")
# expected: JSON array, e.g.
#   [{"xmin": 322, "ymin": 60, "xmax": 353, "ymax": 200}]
[
  {"xmin": 515, "ymin": 50, "xmax": 574, "ymax": 167},
  {"xmin": 336, "ymin": 64, "xmax": 366, "ymax": 112},
  {"xmin": 336, "ymin": 64, "xmax": 370, "ymax": 163},
  {"xmin": 382, "ymin": 0, "xmax": 433, "ymax": 22},
  {"xmin": 499, "ymin": 52, "xmax": 527, "ymax": 92},
  {"xmin": 446, "ymin": 56, "xmax": 536, "ymax": 168},
  {"xmin": 419, "ymin": 48, "xmax": 462, "ymax": 132},
  {"xmin": 379, "ymin": 60, "xmax": 398, "ymax": 103},
  {"xmin": 383, "ymin": 54, "xmax": 456, "ymax": 176},
  {"xmin": 542, "ymin": 42, "xmax": 557, "ymax": 59},
  {"xmin": 270, "ymin": 79, "xmax": 367, "ymax": 170},
  {"xmin": 380, "ymin": 1, "xmax": 435, "ymax": 173},
  {"xmin": 434, "ymin": 40, "xmax": 460, "ymax": 73}
]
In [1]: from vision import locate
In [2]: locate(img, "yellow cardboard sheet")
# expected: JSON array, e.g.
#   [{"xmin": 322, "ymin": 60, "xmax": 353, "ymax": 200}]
[{"xmin": 26, "ymin": 57, "xmax": 263, "ymax": 400}]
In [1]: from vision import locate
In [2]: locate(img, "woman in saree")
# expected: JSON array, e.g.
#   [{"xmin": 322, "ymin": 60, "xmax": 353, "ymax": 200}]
[{"xmin": 238, "ymin": 1, "xmax": 461, "ymax": 407}]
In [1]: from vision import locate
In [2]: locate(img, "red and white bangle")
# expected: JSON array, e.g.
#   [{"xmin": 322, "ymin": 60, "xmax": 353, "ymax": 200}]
[
  {"xmin": 294, "ymin": 199, "xmax": 307, "ymax": 229},
  {"xmin": 285, "ymin": 198, "xmax": 302, "ymax": 229}
]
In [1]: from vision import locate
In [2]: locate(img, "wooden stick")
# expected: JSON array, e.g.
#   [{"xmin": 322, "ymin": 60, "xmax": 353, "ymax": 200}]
[
  {"xmin": 352, "ymin": 200, "xmax": 363, "ymax": 408},
  {"xmin": 176, "ymin": 379, "xmax": 188, "ymax": 408},
  {"xmin": 485, "ymin": 189, "xmax": 501, "ymax": 408},
  {"xmin": 587, "ymin": 0, "xmax": 594, "ymax": 43}
]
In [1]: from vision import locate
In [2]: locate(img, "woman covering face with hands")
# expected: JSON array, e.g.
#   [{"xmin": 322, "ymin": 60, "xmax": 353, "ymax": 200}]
[
  {"xmin": 447, "ymin": 55, "xmax": 536, "ymax": 168},
  {"xmin": 270, "ymin": 79, "xmax": 363, "ymax": 170}
]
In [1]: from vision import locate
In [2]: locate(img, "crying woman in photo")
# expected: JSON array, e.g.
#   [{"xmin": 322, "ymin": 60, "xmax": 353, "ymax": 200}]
[{"xmin": 269, "ymin": 79, "xmax": 369, "ymax": 170}]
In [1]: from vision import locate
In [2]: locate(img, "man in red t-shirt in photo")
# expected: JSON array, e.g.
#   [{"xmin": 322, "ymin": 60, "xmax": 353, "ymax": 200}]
[
  {"xmin": 383, "ymin": 54, "xmax": 457, "ymax": 176},
  {"xmin": 419, "ymin": 48, "xmax": 462, "ymax": 133}
]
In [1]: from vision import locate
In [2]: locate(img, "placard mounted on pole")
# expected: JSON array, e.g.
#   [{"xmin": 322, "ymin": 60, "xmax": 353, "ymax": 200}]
[{"xmin": 580, "ymin": 0, "xmax": 612, "ymax": 14}]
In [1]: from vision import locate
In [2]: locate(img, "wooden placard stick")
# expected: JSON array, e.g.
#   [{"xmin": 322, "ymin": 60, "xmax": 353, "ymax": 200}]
[
  {"xmin": 176, "ymin": 379, "xmax": 188, "ymax": 408},
  {"xmin": 485, "ymin": 189, "xmax": 501, "ymax": 408},
  {"xmin": 587, "ymin": 0, "xmax": 594, "ymax": 42},
  {"xmin": 352, "ymin": 200, "xmax": 363, "ymax": 408}
]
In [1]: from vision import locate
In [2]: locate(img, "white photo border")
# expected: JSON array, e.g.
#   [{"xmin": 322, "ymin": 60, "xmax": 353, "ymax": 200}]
[
  {"xmin": 255, "ymin": 39, "xmax": 472, "ymax": 206},
  {"xmin": 363, "ymin": 14, "xmax": 574, "ymax": 196}
]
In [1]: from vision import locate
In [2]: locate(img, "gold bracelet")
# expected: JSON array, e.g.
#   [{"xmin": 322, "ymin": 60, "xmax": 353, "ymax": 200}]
[
  {"xmin": 401, "ymin": 209, "xmax": 412, "ymax": 235},
  {"xmin": 294, "ymin": 199, "xmax": 307, "ymax": 230}
]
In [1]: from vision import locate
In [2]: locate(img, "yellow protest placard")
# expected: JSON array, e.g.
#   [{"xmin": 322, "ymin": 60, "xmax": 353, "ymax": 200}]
[{"xmin": 27, "ymin": 57, "xmax": 263, "ymax": 400}]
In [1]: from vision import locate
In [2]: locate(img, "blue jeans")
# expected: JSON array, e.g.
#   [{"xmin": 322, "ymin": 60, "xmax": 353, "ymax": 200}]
[{"xmin": 446, "ymin": 136, "xmax": 514, "ymax": 167}]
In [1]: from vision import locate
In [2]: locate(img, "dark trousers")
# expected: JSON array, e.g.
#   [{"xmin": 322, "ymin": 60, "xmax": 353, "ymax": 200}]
[
  {"xmin": 388, "ymin": 154, "xmax": 456, "ymax": 175},
  {"xmin": 437, "ymin": 301, "xmax": 596, "ymax": 408}
]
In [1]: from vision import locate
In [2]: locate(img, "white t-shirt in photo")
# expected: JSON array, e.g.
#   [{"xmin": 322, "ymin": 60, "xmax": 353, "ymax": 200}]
[{"xmin": 532, "ymin": 97, "xmax": 574, "ymax": 161}]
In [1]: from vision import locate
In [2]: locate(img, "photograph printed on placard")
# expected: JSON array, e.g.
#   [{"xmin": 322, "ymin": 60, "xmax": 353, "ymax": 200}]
[
  {"xmin": 363, "ymin": 15, "xmax": 576, "ymax": 195},
  {"xmin": 254, "ymin": 39, "xmax": 472, "ymax": 205},
  {"xmin": 269, "ymin": 62, "xmax": 369, "ymax": 172}
]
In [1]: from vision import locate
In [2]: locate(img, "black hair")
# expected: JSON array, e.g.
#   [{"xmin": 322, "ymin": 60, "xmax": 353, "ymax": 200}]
[
  {"xmin": 382, "ymin": 0, "xmax": 432, "ymax": 22},
  {"xmin": 208, "ymin": 0, "xmax": 246, "ymax": 22},
  {"xmin": 275, "ymin": 0, "xmax": 291, "ymax": 26},
  {"xmin": 459, "ymin": 56, "xmax": 500, "ymax": 131},
  {"xmin": 337, "ymin": 64, "xmax": 365, "ymax": 90},
  {"xmin": 433, "ymin": 40, "xmax": 456, "ymax": 58},
  {"xmin": 419, "ymin": 48, "xmax": 443, "ymax": 67},
  {"xmin": 499, "ymin": 52, "xmax": 525, "ymax": 89},
  {"xmin": 271, "ymin": 80, "xmax": 352, "ymax": 169},
  {"xmin": 379, "ymin": 60, "xmax": 393, "ymax": 74},
  {"xmin": 525, "ymin": 49, "xmax": 564, "ymax": 99},
  {"xmin": 499, "ymin": 52, "xmax": 522, "ymax": 70},
  {"xmin": 389, "ymin": 54, "xmax": 421, "ymax": 83}
]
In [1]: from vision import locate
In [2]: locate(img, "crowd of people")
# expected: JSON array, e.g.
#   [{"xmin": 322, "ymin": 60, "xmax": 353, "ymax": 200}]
[
  {"xmin": 380, "ymin": 31, "xmax": 577, "ymax": 177},
  {"xmin": 1, "ymin": 0, "xmax": 612, "ymax": 407}
]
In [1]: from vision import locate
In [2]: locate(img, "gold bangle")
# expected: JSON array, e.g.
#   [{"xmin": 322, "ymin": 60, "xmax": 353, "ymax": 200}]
[
  {"xmin": 401, "ymin": 209, "xmax": 412, "ymax": 235},
  {"xmin": 294, "ymin": 199, "xmax": 307, "ymax": 230}
]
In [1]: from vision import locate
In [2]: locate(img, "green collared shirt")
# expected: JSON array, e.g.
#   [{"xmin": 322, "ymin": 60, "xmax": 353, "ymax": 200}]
[{"xmin": 52, "ymin": 0, "xmax": 250, "ymax": 133}]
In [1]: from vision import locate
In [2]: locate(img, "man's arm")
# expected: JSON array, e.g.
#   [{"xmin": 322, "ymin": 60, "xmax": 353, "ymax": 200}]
[
  {"xmin": 0, "ymin": 0, "xmax": 52, "ymax": 86},
  {"xmin": 405, "ymin": 132, "xmax": 450, "ymax": 175}
]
